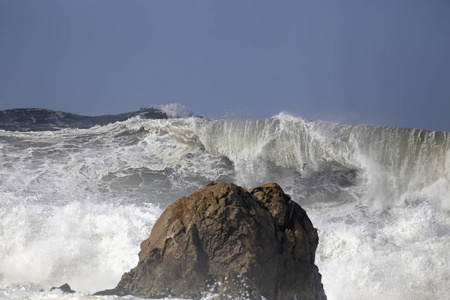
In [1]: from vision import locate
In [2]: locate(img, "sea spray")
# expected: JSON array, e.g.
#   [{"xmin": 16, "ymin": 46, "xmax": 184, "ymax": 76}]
[{"xmin": 0, "ymin": 194, "xmax": 162, "ymax": 293}]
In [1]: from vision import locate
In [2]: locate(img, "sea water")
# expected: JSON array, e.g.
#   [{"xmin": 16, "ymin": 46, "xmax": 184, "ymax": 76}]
[{"xmin": 0, "ymin": 106, "xmax": 448, "ymax": 299}]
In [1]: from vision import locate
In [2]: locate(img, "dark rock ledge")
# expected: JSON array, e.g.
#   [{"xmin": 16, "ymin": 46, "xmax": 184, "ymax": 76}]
[{"xmin": 95, "ymin": 182, "xmax": 327, "ymax": 300}]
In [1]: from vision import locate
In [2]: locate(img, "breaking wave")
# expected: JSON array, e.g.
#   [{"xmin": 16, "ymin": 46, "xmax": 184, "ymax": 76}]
[{"xmin": 0, "ymin": 106, "xmax": 448, "ymax": 299}]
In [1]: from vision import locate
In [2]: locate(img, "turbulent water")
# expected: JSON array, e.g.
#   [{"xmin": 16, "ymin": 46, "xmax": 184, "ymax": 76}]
[{"xmin": 0, "ymin": 104, "xmax": 449, "ymax": 300}]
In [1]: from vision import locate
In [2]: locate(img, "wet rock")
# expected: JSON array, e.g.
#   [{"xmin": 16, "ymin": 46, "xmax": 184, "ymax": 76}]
[
  {"xmin": 50, "ymin": 283, "xmax": 75, "ymax": 294},
  {"xmin": 95, "ymin": 182, "xmax": 326, "ymax": 300}
]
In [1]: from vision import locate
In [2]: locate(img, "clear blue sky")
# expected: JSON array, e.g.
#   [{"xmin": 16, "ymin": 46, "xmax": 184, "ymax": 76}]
[{"xmin": 1, "ymin": 0, "xmax": 449, "ymax": 131}]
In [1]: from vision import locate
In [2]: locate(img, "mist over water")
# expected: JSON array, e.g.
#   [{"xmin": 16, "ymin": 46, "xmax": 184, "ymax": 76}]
[{"xmin": 0, "ymin": 107, "xmax": 449, "ymax": 299}]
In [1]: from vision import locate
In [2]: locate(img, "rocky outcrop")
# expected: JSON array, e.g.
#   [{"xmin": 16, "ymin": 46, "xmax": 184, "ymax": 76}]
[
  {"xmin": 95, "ymin": 182, "xmax": 326, "ymax": 300},
  {"xmin": 50, "ymin": 283, "xmax": 75, "ymax": 294}
]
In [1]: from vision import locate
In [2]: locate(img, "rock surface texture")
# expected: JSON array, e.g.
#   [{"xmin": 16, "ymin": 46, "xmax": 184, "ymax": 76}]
[{"xmin": 96, "ymin": 182, "xmax": 326, "ymax": 300}]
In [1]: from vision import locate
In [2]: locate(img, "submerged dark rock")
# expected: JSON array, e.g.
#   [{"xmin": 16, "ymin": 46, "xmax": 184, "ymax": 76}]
[
  {"xmin": 50, "ymin": 283, "xmax": 75, "ymax": 294},
  {"xmin": 95, "ymin": 182, "xmax": 326, "ymax": 300}
]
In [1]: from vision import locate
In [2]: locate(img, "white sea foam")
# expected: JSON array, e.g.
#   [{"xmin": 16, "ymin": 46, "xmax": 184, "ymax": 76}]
[
  {"xmin": 0, "ymin": 112, "xmax": 449, "ymax": 299},
  {"xmin": 0, "ymin": 192, "xmax": 161, "ymax": 294},
  {"xmin": 310, "ymin": 200, "xmax": 450, "ymax": 300}
]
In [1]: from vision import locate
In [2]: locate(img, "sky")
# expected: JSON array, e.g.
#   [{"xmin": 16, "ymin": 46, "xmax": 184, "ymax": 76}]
[{"xmin": 1, "ymin": 0, "xmax": 449, "ymax": 131}]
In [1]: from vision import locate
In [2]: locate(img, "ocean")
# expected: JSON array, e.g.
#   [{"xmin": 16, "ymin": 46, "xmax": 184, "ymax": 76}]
[{"xmin": 0, "ymin": 104, "xmax": 448, "ymax": 300}]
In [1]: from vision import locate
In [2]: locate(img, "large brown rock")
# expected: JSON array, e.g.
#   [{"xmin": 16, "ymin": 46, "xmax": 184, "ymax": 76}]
[{"xmin": 96, "ymin": 182, "xmax": 326, "ymax": 300}]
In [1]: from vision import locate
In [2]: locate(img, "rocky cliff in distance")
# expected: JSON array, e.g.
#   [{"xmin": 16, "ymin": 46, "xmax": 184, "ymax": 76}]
[{"xmin": 95, "ymin": 182, "xmax": 326, "ymax": 300}]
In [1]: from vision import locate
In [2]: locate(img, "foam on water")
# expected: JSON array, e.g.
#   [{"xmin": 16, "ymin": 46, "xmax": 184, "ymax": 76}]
[
  {"xmin": 0, "ymin": 192, "xmax": 161, "ymax": 294},
  {"xmin": 0, "ymin": 112, "xmax": 449, "ymax": 299},
  {"xmin": 310, "ymin": 200, "xmax": 450, "ymax": 300}
]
